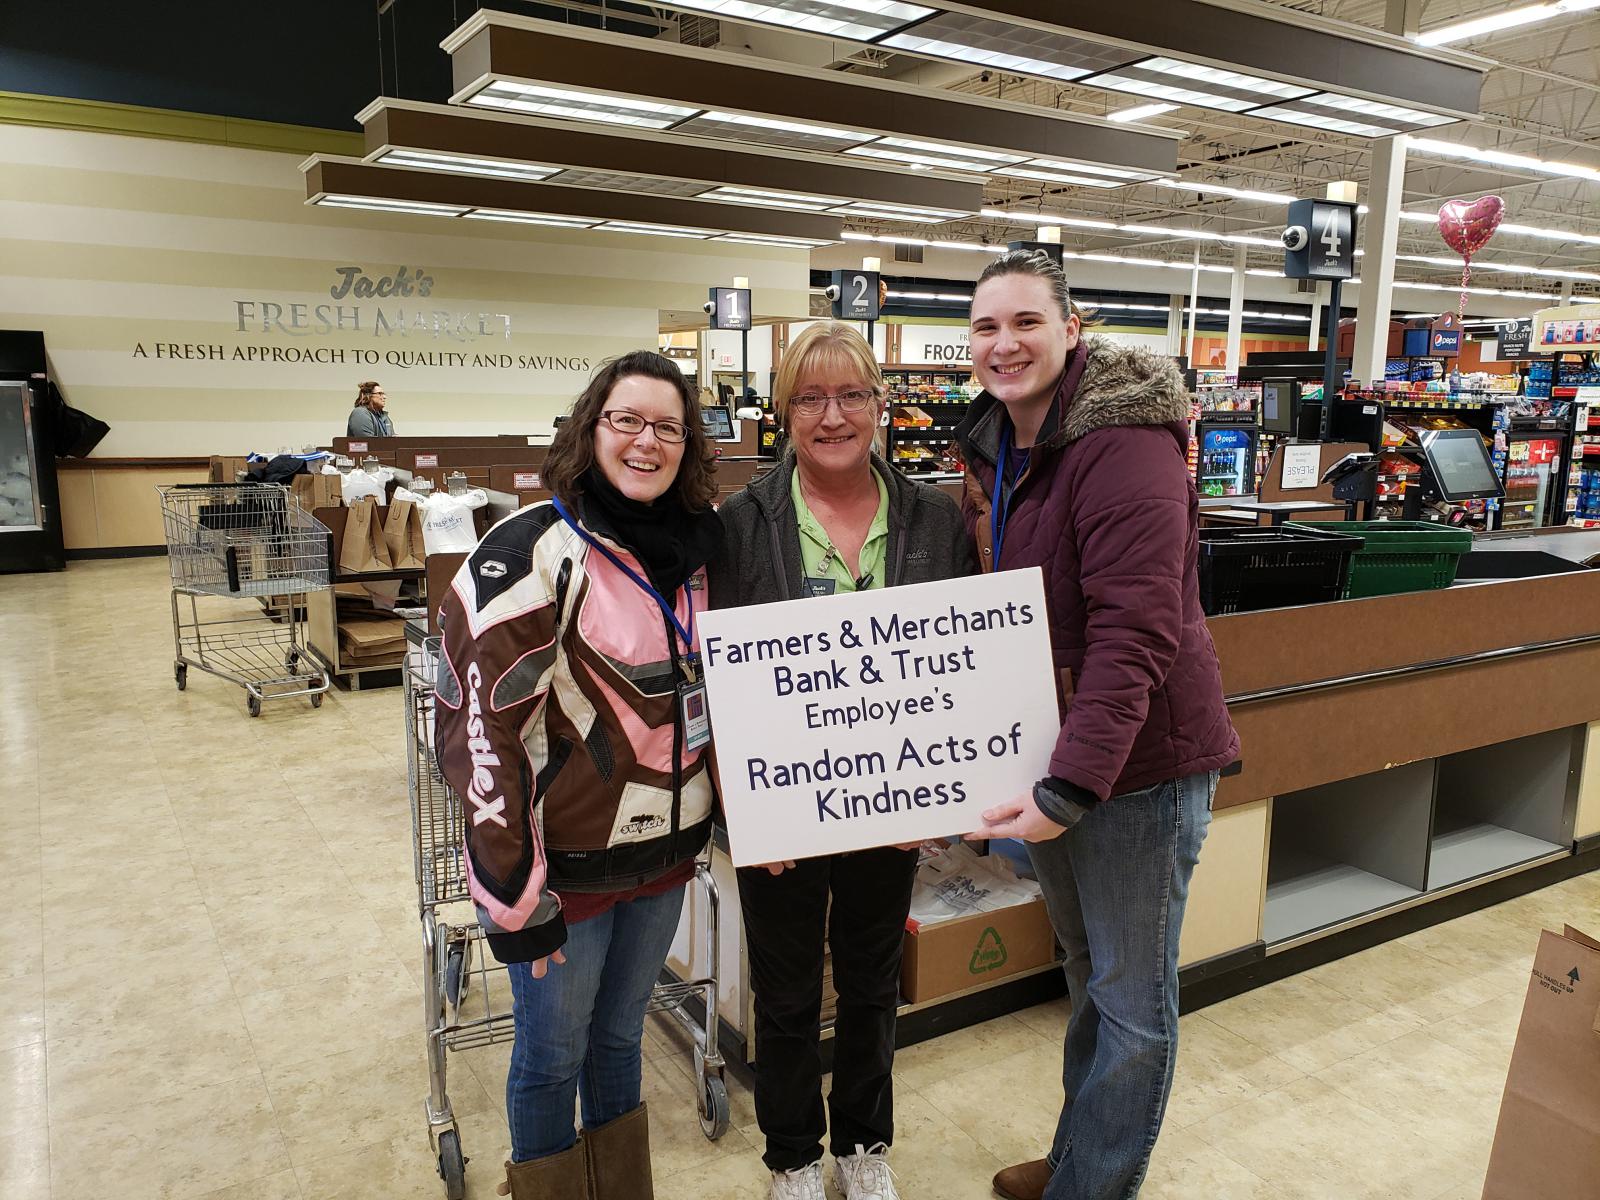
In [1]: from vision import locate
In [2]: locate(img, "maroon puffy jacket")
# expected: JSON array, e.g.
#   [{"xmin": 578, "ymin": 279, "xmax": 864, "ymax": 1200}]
[{"xmin": 956, "ymin": 334, "xmax": 1239, "ymax": 802}]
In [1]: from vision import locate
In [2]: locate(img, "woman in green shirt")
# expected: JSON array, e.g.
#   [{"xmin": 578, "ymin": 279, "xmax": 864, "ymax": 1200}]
[{"xmin": 709, "ymin": 321, "xmax": 974, "ymax": 1200}]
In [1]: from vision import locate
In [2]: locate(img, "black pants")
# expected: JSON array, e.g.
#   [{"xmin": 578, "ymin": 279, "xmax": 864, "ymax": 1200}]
[{"xmin": 737, "ymin": 846, "xmax": 919, "ymax": 1171}]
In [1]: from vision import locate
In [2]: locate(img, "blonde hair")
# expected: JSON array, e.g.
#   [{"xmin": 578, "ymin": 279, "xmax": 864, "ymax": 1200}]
[{"xmin": 772, "ymin": 321, "xmax": 885, "ymax": 436}]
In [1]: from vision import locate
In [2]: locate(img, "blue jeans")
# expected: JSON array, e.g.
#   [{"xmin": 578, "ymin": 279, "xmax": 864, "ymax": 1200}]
[
  {"xmin": 504, "ymin": 884, "xmax": 687, "ymax": 1162},
  {"xmin": 1027, "ymin": 771, "xmax": 1216, "ymax": 1200}
]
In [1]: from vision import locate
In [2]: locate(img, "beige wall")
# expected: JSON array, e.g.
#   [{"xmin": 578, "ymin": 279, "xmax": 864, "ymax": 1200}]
[{"xmin": 0, "ymin": 125, "xmax": 810, "ymax": 456}]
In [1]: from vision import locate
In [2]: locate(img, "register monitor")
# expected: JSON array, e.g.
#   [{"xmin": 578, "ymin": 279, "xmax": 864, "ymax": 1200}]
[
  {"xmin": 1260, "ymin": 377, "xmax": 1298, "ymax": 436},
  {"xmin": 1421, "ymin": 428, "xmax": 1504, "ymax": 502},
  {"xmin": 700, "ymin": 406, "xmax": 735, "ymax": 440}
]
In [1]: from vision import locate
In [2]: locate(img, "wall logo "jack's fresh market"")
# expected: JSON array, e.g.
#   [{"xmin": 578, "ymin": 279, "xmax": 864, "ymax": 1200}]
[{"xmin": 232, "ymin": 265, "xmax": 514, "ymax": 342}]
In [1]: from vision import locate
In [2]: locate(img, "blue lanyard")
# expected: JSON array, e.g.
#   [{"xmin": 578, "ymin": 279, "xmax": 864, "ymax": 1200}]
[
  {"xmin": 552, "ymin": 497, "xmax": 695, "ymax": 655},
  {"xmin": 989, "ymin": 420, "xmax": 1030, "ymax": 570}
]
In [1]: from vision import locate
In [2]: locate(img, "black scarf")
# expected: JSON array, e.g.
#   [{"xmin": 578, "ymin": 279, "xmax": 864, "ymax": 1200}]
[{"xmin": 578, "ymin": 466, "xmax": 723, "ymax": 598}]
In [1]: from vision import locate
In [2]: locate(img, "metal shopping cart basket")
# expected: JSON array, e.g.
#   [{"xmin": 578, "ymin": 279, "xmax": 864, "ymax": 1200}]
[
  {"xmin": 157, "ymin": 482, "xmax": 332, "ymax": 716},
  {"xmin": 405, "ymin": 636, "xmax": 729, "ymax": 1199}
]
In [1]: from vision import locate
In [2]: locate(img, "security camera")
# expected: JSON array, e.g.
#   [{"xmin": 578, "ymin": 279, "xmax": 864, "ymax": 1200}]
[
  {"xmin": 702, "ymin": 300, "xmax": 716, "ymax": 315},
  {"xmin": 1281, "ymin": 225, "xmax": 1309, "ymax": 252},
  {"xmin": 980, "ymin": 71, "xmax": 992, "ymax": 83},
  {"xmin": 823, "ymin": 283, "xmax": 841, "ymax": 302}
]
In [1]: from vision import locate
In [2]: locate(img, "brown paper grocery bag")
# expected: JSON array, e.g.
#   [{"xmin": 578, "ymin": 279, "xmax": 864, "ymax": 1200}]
[
  {"xmin": 384, "ymin": 498, "xmax": 426, "ymax": 570},
  {"xmin": 1480, "ymin": 925, "xmax": 1600, "ymax": 1198},
  {"xmin": 339, "ymin": 496, "xmax": 391, "ymax": 574}
]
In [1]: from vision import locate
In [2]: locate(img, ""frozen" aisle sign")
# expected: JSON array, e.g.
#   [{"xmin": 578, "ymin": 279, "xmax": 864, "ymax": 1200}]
[{"xmin": 700, "ymin": 570, "xmax": 1059, "ymax": 866}]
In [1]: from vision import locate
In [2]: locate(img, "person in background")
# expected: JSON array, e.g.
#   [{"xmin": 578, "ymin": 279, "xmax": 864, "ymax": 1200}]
[
  {"xmin": 708, "ymin": 321, "xmax": 975, "ymax": 1200},
  {"xmin": 955, "ymin": 251, "xmax": 1239, "ymax": 1200},
  {"xmin": 347, "ymin": 380, "xmax": 395, "ymax": 437},
  {"xmin": 434, "ymin": 350, "xmax": 723, "ymax": 1200}
]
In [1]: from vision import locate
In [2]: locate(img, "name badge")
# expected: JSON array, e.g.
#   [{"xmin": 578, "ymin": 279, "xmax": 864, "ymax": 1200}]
[
  {"xmin": 680, "ymin": 681, "xmax": 711, "ymax": 751},
  {"xmin": 802, "ymin": 576, "xmax": 837, "ymax": 598}
]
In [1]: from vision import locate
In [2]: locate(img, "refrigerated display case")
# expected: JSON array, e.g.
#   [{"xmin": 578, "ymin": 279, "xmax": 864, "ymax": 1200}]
[
  {"xmin": 1497, "ymin": 434, "xmax": 1565, "ymax": 530},
  {"xmin": 0, "ymin": 331, "xmax": 64, "ymax": 573},
  {"xmin": 1195, "ymin": 417, "xmax": 1258, "ymax": 497}
]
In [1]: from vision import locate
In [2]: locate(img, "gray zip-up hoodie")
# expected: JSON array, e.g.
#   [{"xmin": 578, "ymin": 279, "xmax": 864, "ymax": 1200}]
[{"xmin": 707, "ymin": 453, "xmax": 976, "ymax": 609}]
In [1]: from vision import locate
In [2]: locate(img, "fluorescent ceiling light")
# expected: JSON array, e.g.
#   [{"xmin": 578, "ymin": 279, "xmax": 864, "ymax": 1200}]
[
  {"xmin": 471, "ymin": 83, "xmax": 698, "ymax": 129},
  {"xmin": 376, "ymin": 149, "xmax": 560, "ymax": 181},
  {"xmin": 1246, "ymin": 106, "xmax": 1396, "ymax": 138},
  {"xmin": 1409, "ymin": 137, "xmax": 1600, "ymax": 183},
  {"xmin": 656, "ymin": 0, "xmax": 932, "ymax": 41},
  {"xmin": 879, "ymin": 32, "xmax": 1092, "ymax": 81},
  {"xmin": 831, "ymin": 200, "xmax": 971, "ymax": 222},
  {"xmin": 316, "ymin": 194, "xmax": 469, "ymax": 216},
  {"xmin": 980, "ymin": 208, "xmax": 1119, "ymax": 229},
  {"xmin": 698, "ymin": 110, "xmax": 864, "ymax": 144},
  {"xmin": 1300, "ymin": 93, "xmax": 1456, "ymax": 128},
  {"xmin": 1024, "ymin": 158, "xmax": 1150, "ymax": 180},
  {"xmin": 1416, "ymin": 0, "xmax": 1599, "ymax": 46},
  {"xmin": 994, "ymin": 166, "xmax": 1129, "ymax": 188},
  {"xmin": 696, "ymin": 185, "xmax": 836, "ymax": 212},
  {"xmin": 463, "ymin": 209, "xmax": 598, "ymax": 227},
  {"xmin": 1397, "ymin": 210, "xmax": 1600, "ymax": 246},
  {"xmin": 1156, "ymin": 180, "xmax": 1296, "ymax": 204},
  {"xmin": 844, "ymin": 144, "xmax": 1013, "ymax": 173},
  {"xmin": 597, "ymin": 220, "xmax": 716, "ymax": 239},
  {"xmin": 874, "ymin": 137, "xmax": 1026, "ymax": 166},
  {"xmin": 1108, "ymin": 103, "xmax": 1179, "ymax": 123},
  {"xmin": 1082, "ymin": 71, "xmax": 1261, "ymax": 112},
  {"xmin": 1140, "ymin": 57, "xmax": 1313, "ymax": 99},
  {"xmin": 1394, "ymin": 253, "xmax": 1600, "ymax": 282},
  {"xmin": 711, "ymin": 232, "xmax": 831, "ymax": 247}
]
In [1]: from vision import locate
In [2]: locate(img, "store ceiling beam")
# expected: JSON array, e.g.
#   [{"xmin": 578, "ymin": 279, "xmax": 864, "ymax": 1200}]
[
  {"xmin": 357, "ymin": 99, "xmax": 984, "ymax": 218},
  {"xmin": 301, "ymin": 157, "xmax": 842, "ymax": 243},
  {"xmin": 442, "ymin": 12, "xmax": 1180, "ymax": 179},
  {"xmin": 642, "ymin": 0, "xmax": 1486, "ymax": 126}
]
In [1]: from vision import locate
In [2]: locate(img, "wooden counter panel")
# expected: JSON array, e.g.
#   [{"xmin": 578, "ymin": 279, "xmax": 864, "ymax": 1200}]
[
  {"xmin": 1216, "ymin": 642, "xmax": 1600, "ymax": 809},
  {"xmin": 56, "ymin": 456, "xmax": 209, "ymax": 470},
  {"xmin": 1210, "ymin": 571, "xmax": 1600, "ymax": 697}
]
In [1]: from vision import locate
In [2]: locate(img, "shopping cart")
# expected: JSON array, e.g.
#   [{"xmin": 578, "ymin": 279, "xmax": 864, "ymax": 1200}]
[
  {"xmin": 405, "ymin": 637, "xmax": 729, "ymax": 1200},
  {"xmin": 157, "ymin": 482, "xmax": 332, "ymax": 716}
]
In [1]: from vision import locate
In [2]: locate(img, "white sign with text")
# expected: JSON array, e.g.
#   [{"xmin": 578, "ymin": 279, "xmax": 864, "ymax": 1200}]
[
  {"xmin": 1281, "ymin": 444, "xmax": 1322, "ymax": 490},
  {"xmin": 700, "ymin": 570, "xmax": 1060, "ymax": 866}
]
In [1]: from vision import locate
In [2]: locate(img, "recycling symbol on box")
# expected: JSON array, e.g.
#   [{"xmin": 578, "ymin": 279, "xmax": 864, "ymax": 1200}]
[{"xmin": 969, "ymin": 927, "xmax": 1009, "ymax": 975}]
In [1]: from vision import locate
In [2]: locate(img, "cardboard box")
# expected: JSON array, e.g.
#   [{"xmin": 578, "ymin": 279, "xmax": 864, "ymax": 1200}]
[
  {"xmin": 900, "ymin": 899, "xmax": 1056, "ymax": 1004},
  {"xmin": 1482, "ymin": 925, "xmax": 1600, "ymax": 1198},
  {"xmin": 209, "ymin": 455, "xmax": 249, "ymax": 483}
]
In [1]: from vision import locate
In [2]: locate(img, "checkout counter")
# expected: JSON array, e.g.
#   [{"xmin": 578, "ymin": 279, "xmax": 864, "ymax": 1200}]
[{"xmin": 665, "ymin": 526, "xmax": 1600, "ymax": 1064}]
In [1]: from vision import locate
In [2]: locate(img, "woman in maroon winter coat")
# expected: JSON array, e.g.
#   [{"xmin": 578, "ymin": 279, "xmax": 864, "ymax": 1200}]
[{"xmin": 959, "ymin": 251, "xmax": 1239, "ymax": 1200}]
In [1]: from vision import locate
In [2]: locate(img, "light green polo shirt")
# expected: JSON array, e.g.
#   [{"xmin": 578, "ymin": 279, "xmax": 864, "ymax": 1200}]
[{"xmin": 791, "ymin": 467, "xmax": 890, "ymax": 592}]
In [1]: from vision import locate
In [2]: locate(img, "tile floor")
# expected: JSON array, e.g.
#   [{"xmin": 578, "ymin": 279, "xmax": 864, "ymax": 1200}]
[{"xmin": 3, "ymin": 557, "xmax": 1596, "ymax": 1200}]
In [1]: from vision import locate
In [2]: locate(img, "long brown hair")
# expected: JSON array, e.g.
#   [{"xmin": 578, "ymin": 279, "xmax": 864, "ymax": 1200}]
[
  {"xmin": 542, "ymin": 351, "xmax": 717, "ymax": 511},
  {"xmin": 354, "ymin": 380, "xmax": 382, "ymax": 408}
]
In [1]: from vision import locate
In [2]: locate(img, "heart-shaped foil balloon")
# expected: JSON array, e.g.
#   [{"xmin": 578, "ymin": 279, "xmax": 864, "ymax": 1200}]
[
  {"xmin": 1438, "ymin": 196, "xmax": 1504, "ymax": 259},
  {"xmin": 1438, "ymin": 195, "xmax": 1504, "ymax": 316}
]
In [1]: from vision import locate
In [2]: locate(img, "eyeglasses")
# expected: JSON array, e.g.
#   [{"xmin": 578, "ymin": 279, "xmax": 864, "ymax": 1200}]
[
  {"xmin": 599, "ymin": 410, "xmax": 689, "ymax": 443},
  {"xmin": 790, "ymin": 390, "xmax": 877, "ymax": 415}
]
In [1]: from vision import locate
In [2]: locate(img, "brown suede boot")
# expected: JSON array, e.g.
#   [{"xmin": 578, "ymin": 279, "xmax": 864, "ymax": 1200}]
[
  {"xmin": 992, "ymin": 1158, "xmax": 1054, "ymax": 1200},
  {"xmin": 499, "ymin": 1137, "xmax": 591, "ymax": 1200},
  {"xmin": 585, "ymin": 1102, "xmax": 654, "ymax": 1200}
]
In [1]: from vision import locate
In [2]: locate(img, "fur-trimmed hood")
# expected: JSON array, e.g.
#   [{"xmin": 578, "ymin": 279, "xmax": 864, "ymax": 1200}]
[{"xmin": 955, "ymin": 333, "xmax": 1191, "ymax": 469}]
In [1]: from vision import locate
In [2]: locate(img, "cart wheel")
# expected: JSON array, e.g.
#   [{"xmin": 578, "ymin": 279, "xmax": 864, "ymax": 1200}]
[
  {"xmin": 174, "ymin": 662, "xmax": 187, "ymax": 691},
  {"xmin": 437, "ymin": 1129, "xmax": 466, "ymax": 1200},
  {"xmin": 698, "ymin": 1073, "xmax": 730, "ymax": 1140},
  {"xmin": 444, "ymin": 942, "xmax": 468, "ymax": 1011},
  {"xmin": 246, "ymin": 694, "xmax": 262, "ymax": 718},
  {"xmin": 310, "ymin": 692, "xmax": 324, "ymax": 709}
]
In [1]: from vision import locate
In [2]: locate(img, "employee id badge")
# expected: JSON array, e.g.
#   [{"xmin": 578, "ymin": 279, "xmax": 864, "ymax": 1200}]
[
  {"xmin": 679, "ymin": 679, "xmax": 711, "ymax": 751},
  {"xmin": 802, "ymin": 576, "xmax": 837, "ymax": 598}
]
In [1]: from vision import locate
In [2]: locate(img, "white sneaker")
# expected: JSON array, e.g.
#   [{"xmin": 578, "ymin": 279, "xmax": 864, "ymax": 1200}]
[
  {"xmin": 833, "ymin": 1143, "xmax": 900, "ymax": 1200},
  {"xmin": 769, "ymin": 1161, "xmax": 827, "ymax": 1200}
]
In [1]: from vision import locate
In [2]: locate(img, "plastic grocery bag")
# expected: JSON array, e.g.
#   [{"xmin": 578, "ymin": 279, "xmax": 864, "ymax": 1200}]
[
  {"xmin": 420, "ymin": 490, "xmax": 486, "ymax": 555},
  {"xmin": 341, "ymin": 468, "xmax": 384, "ymax": 505}
]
